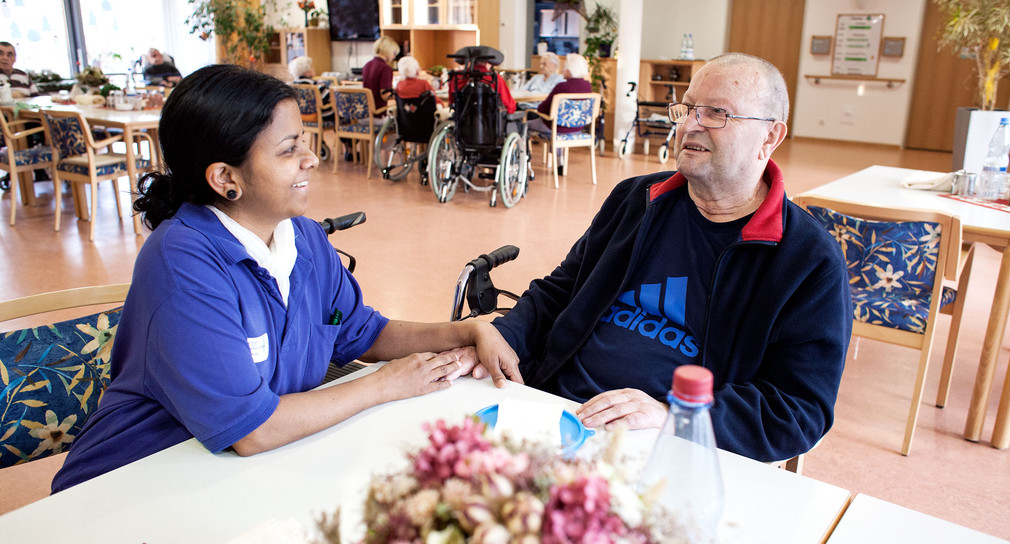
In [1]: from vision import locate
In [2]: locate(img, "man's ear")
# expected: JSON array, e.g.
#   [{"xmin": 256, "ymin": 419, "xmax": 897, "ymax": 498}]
[
  {"xmin": 205, "ymin": 162, "xmax": 240, "ymax": 201},
  {"xmin": 758, "ymin": 121, "xmax": 788, "ymax": 161}
]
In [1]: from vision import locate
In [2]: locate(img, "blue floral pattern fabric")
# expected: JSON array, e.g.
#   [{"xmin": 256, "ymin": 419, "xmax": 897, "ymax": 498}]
[
  {"xmin": 0, "ymin": 307, "xmax": 122, "ymax": 468},
  {"xmin": 293, "ymin": 86, "xmax": 318, "ymax": 116},
  {"xmin": 56, "ymin": 157, "xmax": 151, "ymax": 177},
  {"xmin": 556, "ymin": 97, "xmax": 595, "ymax": 129},
  {"xmin": 556, "ymin": 132, "xmax": 592, "ymax": 141},
  {"xmin": 806, "ymin": 205, "xmax": 953, "ymax": 334},
  {"xmin": 44, "ymin": 115, "xmax": 88, "ymax": 159},
  {"xmin": 335, "ymin": 91, "xmax": 370, "ymax": 131},
  {"xmin": 0, "ymin": 145, "xmax": 53, "ymax": 167}
]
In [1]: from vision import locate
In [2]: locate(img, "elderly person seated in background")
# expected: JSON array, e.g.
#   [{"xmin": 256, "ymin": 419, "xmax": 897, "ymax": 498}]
[
  {"xmin": 143, "ymin": 48, "xmax": 182, "ymax": 87},
  {"xmin": 517, "ymin": 52, "xmax": 563, "ymax": 110},
  {"xmin": 289, "ymin": 55, "xmax": 333, "ymax": 160},
  {"xmin": 527, "ymin": 53, "xmax": 593, "ymax": 173},
  {"xmin": 395, "ymin": 55, "xmax": 449, "ymax": 120}
]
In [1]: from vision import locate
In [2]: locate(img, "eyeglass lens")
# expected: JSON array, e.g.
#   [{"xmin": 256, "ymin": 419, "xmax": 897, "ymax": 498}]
[{"xmin": 668, "ymin": 104, "xmax": 727, "ymax": 128}]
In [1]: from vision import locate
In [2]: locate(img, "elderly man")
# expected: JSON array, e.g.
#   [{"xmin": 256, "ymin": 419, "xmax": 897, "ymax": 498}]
[
  {"xmin": 0, "ymin": 42, "xmax": 38, "ymax": 97},
  {"xmin": 517, "ymin": 52, "xmax": 563, "ymax": 109},
  {"xmin": 143, "ymin": 48, "xmax": 182, "ymax": 87},
  {"xmin": 464, "ymin": 53, "xmax": 851, "ymax": 462}
]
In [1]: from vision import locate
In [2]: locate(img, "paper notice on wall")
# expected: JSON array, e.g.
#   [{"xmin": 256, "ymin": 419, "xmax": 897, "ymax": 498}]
[{"xmin": 832, "ymin": 14, "xmax": 884, "ymax": 77}]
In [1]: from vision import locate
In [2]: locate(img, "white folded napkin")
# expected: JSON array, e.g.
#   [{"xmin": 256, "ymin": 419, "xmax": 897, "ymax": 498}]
[
  {"xmin": 900, "ymin": 171, "xmax": 954, "ymax": 192},
  {"xmin": 493, "ymin": 396, "xmax": 564, "ymax": 447}
]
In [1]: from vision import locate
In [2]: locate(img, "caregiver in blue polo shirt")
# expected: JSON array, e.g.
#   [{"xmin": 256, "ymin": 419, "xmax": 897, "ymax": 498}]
[{"xmin": 52, "ymin": 65, "xmax": 520, "ymax": 492}]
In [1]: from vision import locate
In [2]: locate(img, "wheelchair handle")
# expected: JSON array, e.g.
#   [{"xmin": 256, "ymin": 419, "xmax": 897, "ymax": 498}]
[
  {"xmin": 479, "ymin": 245, "xmax": 519, "ymax": 270},
  {"xmin": 318, "ymin": 212, "xmax": 366, "ymax": 235}
]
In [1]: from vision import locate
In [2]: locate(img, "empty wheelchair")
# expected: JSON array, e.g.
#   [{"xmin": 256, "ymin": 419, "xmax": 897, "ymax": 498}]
[
  {"xmin": 374, "ymin": 90, "xmax": 438, "ymax": 183},
  {"xmin": 427, "ymin": 46, "xmax": 530, "ymax": 208}
]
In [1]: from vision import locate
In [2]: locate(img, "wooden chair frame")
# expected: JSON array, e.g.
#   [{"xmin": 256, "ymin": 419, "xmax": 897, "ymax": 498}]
[
  {"xmin": 0, "ymin": 110, "xmax": 57, "ymax": 226},
  {"xmin": 331, "ymin": 86, "xmax": 387, "ymax": 179},
  {"xmin": 0, "ymin": 283, "xmax": 131, "ymax": 323},
  {"xmin": 292, "ymin": 83, "xmax": 334, "ymax": 161},
  {"xmin": 43, "ymin": 110, "xmax": 154, "ymax": 241},
  {"xmin": 533, "ymin": 92, "xmax": 601, "ymax": 189},
  {"xmin": 794, "ymin": 195, "xmax": 967, "ymax": 456}
]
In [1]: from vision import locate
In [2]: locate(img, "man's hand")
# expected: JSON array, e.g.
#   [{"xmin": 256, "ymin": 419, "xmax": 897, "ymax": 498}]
[
  {"xmin": 576, "ymin": 388, "xmax": 667, "ymax": 430},
  {"xmin": 439, "ymin": 322, "xmax": 523, "ymax": 388}
]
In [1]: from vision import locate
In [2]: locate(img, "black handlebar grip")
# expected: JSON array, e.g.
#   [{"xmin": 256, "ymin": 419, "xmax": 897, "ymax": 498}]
[
  {"xmin": 318, "ymin": 212, "xmax": 366, "ymax": 234},
  {"xmin": 481, "ymin": 245, "xmax": 519, "ymax": 269}
]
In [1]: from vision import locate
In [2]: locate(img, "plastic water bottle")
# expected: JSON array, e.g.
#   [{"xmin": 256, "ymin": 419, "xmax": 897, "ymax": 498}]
[
  {"xmin": 679, "ymin": 34, "xmax": 689, "ymax": 60},
  {"xmin": 685, "ymin": 34, "xmax": 695, "ymax": 60},
  {"xmin": 638, "ymin": 365, "xmax": 723, "ymax": 543},
  {"xmin": 978, "ymin": 117, "xmax": 1010, "ymax": 200}
]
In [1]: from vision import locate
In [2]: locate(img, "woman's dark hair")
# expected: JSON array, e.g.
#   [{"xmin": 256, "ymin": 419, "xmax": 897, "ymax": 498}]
[{"xmin": 133, "ymin": 64, "xmax": 297, "ymax": 229}]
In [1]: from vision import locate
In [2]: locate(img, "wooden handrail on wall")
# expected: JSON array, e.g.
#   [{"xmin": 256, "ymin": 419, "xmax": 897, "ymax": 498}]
[{"xmin": 804, "ymin": 74, "xmax": 906, "ymax": 88}]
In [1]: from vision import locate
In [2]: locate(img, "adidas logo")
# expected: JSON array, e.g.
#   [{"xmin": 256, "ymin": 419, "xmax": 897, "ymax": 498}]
[{"xmin": 600, "ymin": 277, "xmax": 699, "ymax": 358}]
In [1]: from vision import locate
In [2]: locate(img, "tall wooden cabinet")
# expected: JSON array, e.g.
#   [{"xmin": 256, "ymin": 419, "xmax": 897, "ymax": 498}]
[
  {"xmin": 379, "ymin": 0, "xmax": 480, "ymax": 69},
  {"xmin": 264, "ymin": 28, "xmax": 333, "ymax": 77}
]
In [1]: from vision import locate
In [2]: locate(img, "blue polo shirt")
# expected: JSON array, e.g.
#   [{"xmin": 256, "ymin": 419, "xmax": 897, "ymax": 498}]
[{"xmin": 52, "ymin": 204, "xmax": 387, "ymax": 491}]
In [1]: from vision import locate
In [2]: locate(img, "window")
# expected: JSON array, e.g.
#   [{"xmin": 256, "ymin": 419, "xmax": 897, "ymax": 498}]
[{"xmin": 0, "ymin": 0, "xmax": 73, "ymax": 76}]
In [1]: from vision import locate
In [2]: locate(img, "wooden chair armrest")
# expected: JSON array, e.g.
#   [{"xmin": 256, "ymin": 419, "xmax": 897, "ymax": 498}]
[
  {"xmin": 10, "ymin": 125, "xmax": 45, "ymax": 140},
  {"xmin": 130, "ymin": 131, "xmax": 156, "ymax": 154},
  {"xmin": 91, "ymin": 135, "xmax": 123, "ymax": 149},
  {"xmin": 374, "ymin": 105, "xmax": 388, "ymax": 116}
]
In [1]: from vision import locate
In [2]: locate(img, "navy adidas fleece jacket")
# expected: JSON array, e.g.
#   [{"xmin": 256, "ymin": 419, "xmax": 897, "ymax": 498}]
[{"xmin": 492, "ymin": 161, "xmax": 852, "ymax": 462}]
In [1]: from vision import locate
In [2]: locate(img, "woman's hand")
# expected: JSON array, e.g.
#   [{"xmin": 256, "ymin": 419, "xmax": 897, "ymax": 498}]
[
  {"xmin": 576, "ymin": 388, "xmax": 667, "ymax": 431},
  {"xmin": 371, "ymin": 352, "xmax": 461, "ymax": 400}
]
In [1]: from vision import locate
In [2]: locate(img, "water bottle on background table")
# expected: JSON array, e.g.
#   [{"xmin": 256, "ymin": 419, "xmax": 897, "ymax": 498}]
[
  {"xmin": 978, "ymin": 117, "xmax": 1010, "ymax": 201},
  {"xmin": 638, "ymin": 364, "xmax": 724, "ymax": 543}
]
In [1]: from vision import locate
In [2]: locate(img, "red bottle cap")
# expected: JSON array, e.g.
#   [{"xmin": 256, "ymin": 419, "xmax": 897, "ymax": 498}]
[{"xmin": 672, "ymin": 365, "xmax": 714, "ymax": 404}]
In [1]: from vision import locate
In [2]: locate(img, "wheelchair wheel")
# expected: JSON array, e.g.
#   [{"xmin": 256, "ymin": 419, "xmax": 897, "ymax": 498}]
[
  {"xmin": 658, "ymin": 144, "xmax": 670, "ymax": 164},
  {"xmin": 375, "ymin": 118, "xmax": 411, "ymax": 181},
  {"xmin": 498, "ymin": 132, "xmax": 527, "ymax": 208},
  {"xmin": 428, "ymin": 121, "xmax": 459, "ymax": 203},
  {"xmin": 618, "ymin": 139, "xmax": 629, "ymax": 159}
]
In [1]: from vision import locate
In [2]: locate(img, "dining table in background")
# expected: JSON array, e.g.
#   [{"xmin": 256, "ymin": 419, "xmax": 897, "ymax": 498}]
[
  {"xmin": 825, "ymin": 494, "xmax": 1008, "ymax": 543},
  {"xmin": 13, "ymin": 95, "xmax": 161, "ymax": 236},
  {"xmin": 799, "ymin": 165, "xmax": 1010, "ymax": 448},
  {"xmin": 0, "ymin": 366, "xmax": 852, "ymax": 544}
]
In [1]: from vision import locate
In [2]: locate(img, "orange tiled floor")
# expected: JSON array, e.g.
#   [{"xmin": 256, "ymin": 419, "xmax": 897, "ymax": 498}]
[{"xmin": 1, "ymin": 137, "xmax": 1007, "ymax": 539}]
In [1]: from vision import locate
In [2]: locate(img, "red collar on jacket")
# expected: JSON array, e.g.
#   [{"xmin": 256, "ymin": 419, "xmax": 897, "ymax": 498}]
[{"xmin": 648, "ymin": 159, "xmax": 785, "ymax": 242}]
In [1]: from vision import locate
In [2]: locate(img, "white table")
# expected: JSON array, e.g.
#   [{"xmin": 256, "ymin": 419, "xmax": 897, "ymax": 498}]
[
  {"xmin": 0, "ymin": 366, "xmax": 850, "ymax": 543},
  {"xmin": 826, "ymin": 494, "xmax": 1008, "ymax": 543},
  {"xmin": 800, "ymin": 165, "xmax": 1010, "ymax": 447}
]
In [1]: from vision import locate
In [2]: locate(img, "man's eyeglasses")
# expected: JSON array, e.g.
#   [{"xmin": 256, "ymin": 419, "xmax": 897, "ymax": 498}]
[{"xmin": 668, "ymin": 103, "xmax": 776, "ymax": 129}]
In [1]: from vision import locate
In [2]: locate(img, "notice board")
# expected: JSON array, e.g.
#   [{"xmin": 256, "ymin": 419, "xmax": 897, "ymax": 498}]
[{"xmin": 832, "ymin": 14, "xmax": 883, "ymax": 76}]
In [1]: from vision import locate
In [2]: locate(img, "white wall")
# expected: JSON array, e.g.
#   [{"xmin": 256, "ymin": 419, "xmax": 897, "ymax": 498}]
[
  {"xmin": 791, "ymin": 0, "xmax": 926, "ymax": 146},
  {"xmin": 640, "ymin": 0, "xmax": 730, "ymax": 61}
]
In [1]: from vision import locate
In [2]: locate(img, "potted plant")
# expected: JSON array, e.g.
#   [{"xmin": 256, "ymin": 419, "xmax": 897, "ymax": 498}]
[
  {"xmin": 935, "ymin": 0, "xmax": 1010, "ymax": 111},
  {"xmin": 186, "ymin": 0, "xmax": 274, "ymax": 69},
  {"xmin": 72, "ymin": 66, "xmax": 109, "ymax": 96},
  {"xmin": 935, "ymin": 0, "xmax": 1010, "ymax": 172},
  {"xmin": 584, "ymin": 4, "xmax": 618, "ymax": 59}
]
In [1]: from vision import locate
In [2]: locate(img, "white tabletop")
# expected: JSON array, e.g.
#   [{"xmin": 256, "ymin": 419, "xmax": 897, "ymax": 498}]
[
  {"xmin": 827, "ymin": 494, "xmax": 1008, "ymax": 543},
  {"xmin": 0, "ymin": 367, "xmax": 850, "ymax": 543},
  {"xmin": 799, "ymin": 165, "xmax": 1010, "ymax": 239}
]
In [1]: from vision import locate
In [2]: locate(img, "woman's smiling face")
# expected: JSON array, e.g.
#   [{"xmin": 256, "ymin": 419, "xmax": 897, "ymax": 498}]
[{"xmin": 228, "ymin": 99, "xmax": 319, "ymax": 240}]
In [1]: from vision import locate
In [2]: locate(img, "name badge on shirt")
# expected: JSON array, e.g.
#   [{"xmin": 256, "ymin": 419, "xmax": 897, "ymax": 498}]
[{"xmin": 248, "ymin": 333, "xmax": 269, "ymax": 363}]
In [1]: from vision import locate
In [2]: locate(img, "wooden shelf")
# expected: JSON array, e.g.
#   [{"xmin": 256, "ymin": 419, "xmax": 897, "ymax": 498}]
[
  {"xmin": 804, "ymin": 74, "xmax": 906, "ymax": 88},
  {"xmin": 649, "ymin": 80, "xmax": 690, "ymax": 87}
]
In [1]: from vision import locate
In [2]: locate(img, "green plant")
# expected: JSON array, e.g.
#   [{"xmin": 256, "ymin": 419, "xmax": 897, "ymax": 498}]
[
  {"xmin": 76, "ymin": 66, "xmax": 109, "ymax": 88},
  {"xmin": 427, "ymin": 64, "xmax": 445, "ymax": 77},
  {"xmin": 99, "ymin": 83, "xmax": 121, "ymax": 98},
  {"xmin": 187, "ymin": 0, "xmax": 275, "ymax": 68},
  {"xmin": 581, "ymin": 4, "xmax": 619, "ymax": 113},
  {"xmin": 934, "ymin": 0, "xmax": 1010, "ymax": 110}
]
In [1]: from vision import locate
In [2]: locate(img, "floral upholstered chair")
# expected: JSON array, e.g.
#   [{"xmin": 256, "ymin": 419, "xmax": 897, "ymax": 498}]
[
  {"xmin": 332, "ymin": 86, "xmax": 386, "ymax": 179},
  {"xmin": 0, "ymin": 283, "xmax": 130, "ymax": 468},
  {"xmin": 292, "ymin": 83, "xmax": 335, "ymax": 161},
  {"xmin": 0, "ymin": 109, "xmax": 56, "ymax": 226},
  {"xmin": 794, "ymin": 195, "xmax": 969, "ymax": 456},
  {"xmin": 43, "ymin": 110, "xmax": 153, "ymax": 241},
  {"xmin": 531, "ymin": 93, "xmax": 600, "ymax": 189}
]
